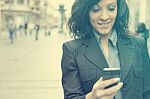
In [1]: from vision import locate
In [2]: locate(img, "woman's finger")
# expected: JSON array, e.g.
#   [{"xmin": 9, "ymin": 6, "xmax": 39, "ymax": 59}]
[
  {"xmin": 103, "ymin": 82, "xmax": 123, "ymax": 96},
  {"xmin": 99, "ymin": 78, "xmax": 120, "ymax": 89}
]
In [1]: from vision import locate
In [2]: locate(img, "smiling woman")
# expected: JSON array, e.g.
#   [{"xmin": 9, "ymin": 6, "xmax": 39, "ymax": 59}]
[
  {"xmin": 89, "ymin": 0, "xmax": 117, "ymax": 36},
  {"xmin": 89, "ymin": 0, "xmax": 118, "ymax": 57},
  {"xmin": 61, "ymin": 0, "xmax": 150, "ymax": 99}
]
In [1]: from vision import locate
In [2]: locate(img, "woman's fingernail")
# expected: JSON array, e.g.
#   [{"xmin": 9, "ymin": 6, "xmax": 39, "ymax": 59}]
[{"xmin": 114, "ymin": 78, "xmax": 120, "ymax": 81}]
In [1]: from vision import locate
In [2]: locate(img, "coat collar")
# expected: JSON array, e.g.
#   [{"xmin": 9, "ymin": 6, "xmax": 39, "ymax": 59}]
[
  {"xmin": 81, "ymin": 36, "xmax": 135, "ymax": 81},
  {"xmin": 82, "ymin": 37, "xmax": 109, "ymax": 70}
]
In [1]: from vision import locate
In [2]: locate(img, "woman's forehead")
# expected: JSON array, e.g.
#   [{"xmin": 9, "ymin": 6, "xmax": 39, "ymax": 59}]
[{"xmin": 96, "ymin": 0, "xmax": 117, "ymax": 5}]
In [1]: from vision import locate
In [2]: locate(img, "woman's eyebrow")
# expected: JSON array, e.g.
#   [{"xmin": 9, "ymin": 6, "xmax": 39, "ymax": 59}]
[{"xmin": 108, "ymin": 3, "xmax": 117, "ymax": 6}]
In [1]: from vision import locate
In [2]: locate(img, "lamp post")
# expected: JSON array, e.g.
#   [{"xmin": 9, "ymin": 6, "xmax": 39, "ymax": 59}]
[{"xmin": 58, "ymin": 3, "xmax": 66, "ymax": 33}]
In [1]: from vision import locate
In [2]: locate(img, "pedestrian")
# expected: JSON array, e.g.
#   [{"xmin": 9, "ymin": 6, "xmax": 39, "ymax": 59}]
[
  {"xmin": 136, "ymin": 22, "xmax": 149, "ymax": 40},
  {"xmin": 61, "ymin": 0, "xmax": 150, "ymax": 99},
  {"xmin": 8, "ymin": 20, "xmax": 16, "ymax": 43},
  {"xmin": 28, "ymin": 22, "xmax": 34, "ymax": 35},
  {"xmin": 34, "ymin": 24, "xmax": 40, "ymax": 40},
  {"xmin": 136, "ymin": 22, "xmax": 149, "ymax": 52},
  {"xmin": 19, "ymin": 24, "xmax": 24, "ymax": 36},
  {"xmin": 24, "ymin": 22, "xmax": 28, "ymax": 36}
]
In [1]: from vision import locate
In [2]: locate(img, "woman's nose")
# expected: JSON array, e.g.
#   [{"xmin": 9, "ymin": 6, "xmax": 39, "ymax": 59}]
[{"xmin": 99, "ymin": 11, "xmax": 109, "ymax": 21}]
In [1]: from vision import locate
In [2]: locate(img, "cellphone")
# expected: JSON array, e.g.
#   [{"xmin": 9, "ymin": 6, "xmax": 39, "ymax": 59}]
[{"xmin": 102, "ymin": 68, "xmax": 121, "ymax": 88}]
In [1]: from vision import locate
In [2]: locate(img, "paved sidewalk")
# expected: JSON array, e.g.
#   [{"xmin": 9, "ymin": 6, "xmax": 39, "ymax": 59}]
[{"xmin": 0, "ymin": 30, "xmax": 70, "ymax": 99}]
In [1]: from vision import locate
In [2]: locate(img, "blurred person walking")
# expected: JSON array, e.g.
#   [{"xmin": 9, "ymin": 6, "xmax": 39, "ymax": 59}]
[
  {"xmin": 19, "ymin": 24, "xmax": 24, "ymax": 36},
  {"xmin": 24, "ymin": 22, "xmax": 28, "ymax": 36},
  {"xmin": 136, "ymin": 22, "xmax": 149, "ymax": 40},
  {"xmin": 28, "ymin": 22, "xmax": 34, "ymax": 35},
  {"xmin": 34, "ymin": 24, "xmax": 40, "ymax": 41},
  {"xmin": 136, "ymin": 22, "xmax": 149, "ymax": 55},
  {"xmin": 8, "ymin": 20, "xmax": 16, "ymax": 43}
]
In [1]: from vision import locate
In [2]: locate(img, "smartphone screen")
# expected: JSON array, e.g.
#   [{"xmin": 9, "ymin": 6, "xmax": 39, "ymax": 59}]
[{"xmin": 102, "ymin": 68, "xmax": 120, "ymax": 88}]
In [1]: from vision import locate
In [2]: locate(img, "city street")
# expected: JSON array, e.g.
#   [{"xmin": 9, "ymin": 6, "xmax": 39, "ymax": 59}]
[
  {"xmin": 0, "ymin": 29, "xmax": 150, "ymax": 99},
  {"xmin": 0, "ymin": 29, "xmax": 70, "ymax": 99},
  {"xmin": 0, "ymin": 0, "xmax": 150, "ymax": 99}
]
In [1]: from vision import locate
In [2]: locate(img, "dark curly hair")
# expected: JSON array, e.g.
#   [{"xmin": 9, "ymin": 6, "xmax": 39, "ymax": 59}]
[{"xmin": 67, "ymin": 0, "xmax": 129, "ymax": 39}]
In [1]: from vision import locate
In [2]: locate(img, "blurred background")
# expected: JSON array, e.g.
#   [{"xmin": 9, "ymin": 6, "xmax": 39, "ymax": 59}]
[{"xmin": 0, "ymin": 0, "xmax": 149, "ymax": 99}]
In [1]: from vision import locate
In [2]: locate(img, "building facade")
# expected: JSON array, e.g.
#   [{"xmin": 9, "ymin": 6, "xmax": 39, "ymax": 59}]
[
  {"xmin": 127, "ymin": 0, "xmax": 150, "ymax": 32},
  {"xmin": 0, "ymin": 0, "xmax": 41, "ymax": 32}
]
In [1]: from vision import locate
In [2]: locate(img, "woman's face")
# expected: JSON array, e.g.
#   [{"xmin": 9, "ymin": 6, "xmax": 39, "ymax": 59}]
[{"xmin": 89, "ymin": 0, "xmax": 117, "ymax": 35}]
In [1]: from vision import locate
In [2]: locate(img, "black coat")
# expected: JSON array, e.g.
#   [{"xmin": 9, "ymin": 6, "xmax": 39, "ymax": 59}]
[{"xmin": 61, "ymin": 35, "xmax": 150, "ymax": 99}]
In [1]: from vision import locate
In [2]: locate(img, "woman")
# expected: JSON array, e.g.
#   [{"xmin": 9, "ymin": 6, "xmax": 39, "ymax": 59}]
[{"xmin": 61, "ymin": 0, "xmax": 150, "ymax": 99}]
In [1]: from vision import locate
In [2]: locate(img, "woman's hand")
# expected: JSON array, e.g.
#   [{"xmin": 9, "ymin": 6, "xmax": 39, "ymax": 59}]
[{"xmin": 86, "ymin": 78, "xmax": 123, "ymax": 99}]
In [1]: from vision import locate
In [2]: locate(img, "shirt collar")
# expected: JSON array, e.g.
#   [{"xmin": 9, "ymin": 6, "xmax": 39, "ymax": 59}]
[{"xmin": 93, "ymin": 29, "xmax": 118, "ymax": 47}]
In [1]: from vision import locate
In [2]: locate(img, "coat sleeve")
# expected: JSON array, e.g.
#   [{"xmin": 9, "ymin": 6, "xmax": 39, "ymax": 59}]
[
  {"xmin": 61, "ymin": 42, "xmax": 86, "ymax": 99},
  {"xmin": 142, "ymin": 39, "xmax": 150, "ymax": 99}
]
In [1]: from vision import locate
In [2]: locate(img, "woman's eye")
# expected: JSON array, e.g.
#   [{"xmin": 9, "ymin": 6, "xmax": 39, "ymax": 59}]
[
  {"xmin": 92, "ymin": 8, "xmax": 100, "ymax": 12},
  {"xmin": 108, "ymin": 5, "xmax": 116, "ymax": 11},
  {"xmin": 92, "ymin": 6, "xmax": 101, "ymax": 12}
]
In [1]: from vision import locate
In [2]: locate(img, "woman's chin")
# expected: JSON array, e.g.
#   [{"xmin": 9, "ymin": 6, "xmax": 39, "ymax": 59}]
[{"xmin": 97, "ymin": 30, "xmax": 112, "ymax": 35}]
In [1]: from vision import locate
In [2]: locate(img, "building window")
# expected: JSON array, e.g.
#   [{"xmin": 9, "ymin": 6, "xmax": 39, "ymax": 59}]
[
  {"xmin": 5, "ymin": 0, "xmax": 14, "ymax": 3},
  {"xmin": 17, "ymin": 0, "xmax": 24, "ymax": 4},
  {"xmin": 5, "ymin": 15, "xmax": 14, "ymax": 25}
]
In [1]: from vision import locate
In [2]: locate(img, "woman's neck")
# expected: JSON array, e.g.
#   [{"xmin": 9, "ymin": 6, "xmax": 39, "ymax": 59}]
[{"xmin": 100, "ymin": 33, "xmax": 111, "ymax": 43}]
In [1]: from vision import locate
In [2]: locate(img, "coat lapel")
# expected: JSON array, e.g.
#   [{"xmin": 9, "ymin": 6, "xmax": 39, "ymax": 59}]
[
  {"xmin": 117, "ymin": 38, "xmax": 135, "ymax": 81},
  {"xmin": 81, "ymin": 36, "xmax": 135, "ymax": 81},
  {"xmin": 82, "ymin": 37, "xmax": 109, "ymax": 71}
]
